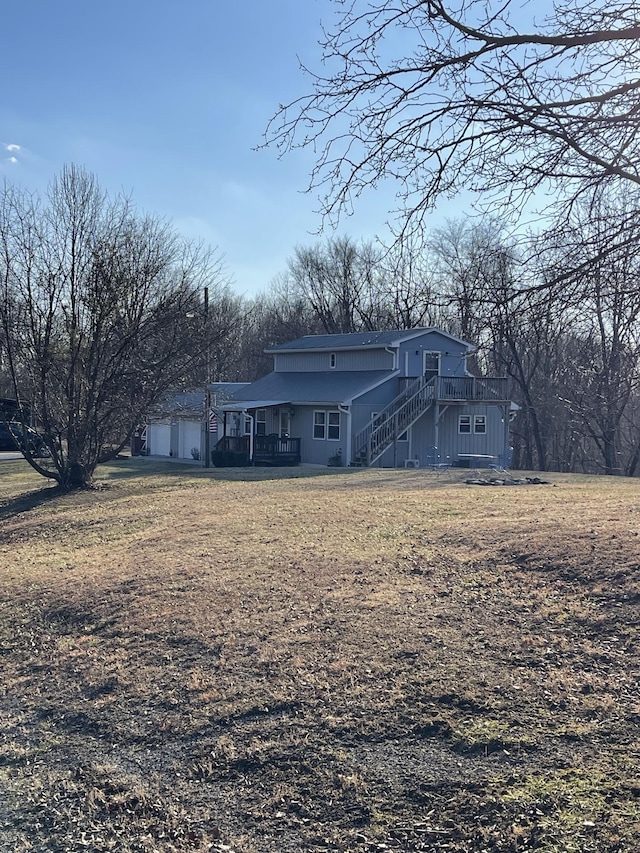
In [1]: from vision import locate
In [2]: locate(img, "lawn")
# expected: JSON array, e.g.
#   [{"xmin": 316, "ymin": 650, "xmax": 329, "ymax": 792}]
[{"xmin": 1, "ymin": 459, "xmax": 639, "ymax": 852}]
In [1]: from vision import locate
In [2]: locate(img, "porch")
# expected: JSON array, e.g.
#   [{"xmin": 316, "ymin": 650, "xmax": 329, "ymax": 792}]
[{"xmin": 212, "ymin": 435, "xmax": 301, "ymax": 467}]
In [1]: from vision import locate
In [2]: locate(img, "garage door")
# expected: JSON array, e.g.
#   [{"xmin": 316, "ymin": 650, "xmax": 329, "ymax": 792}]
[{"xmin": 147, "ymin": 423, "xmax": 171, "ymax": 456}]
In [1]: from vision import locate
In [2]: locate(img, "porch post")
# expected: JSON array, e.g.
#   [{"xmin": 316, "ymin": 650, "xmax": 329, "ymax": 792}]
[{"xmin": 339, "ymin": 404, "xmax": 351, "ymax": 466}]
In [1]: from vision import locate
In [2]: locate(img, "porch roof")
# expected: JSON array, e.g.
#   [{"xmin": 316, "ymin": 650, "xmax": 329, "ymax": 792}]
[
  {"xmin": 227, "ymin": 370, "xmax": 392, "ymax": 406},
  {"xmin": 222, "ymin": 399, "xmax": 290, "ymax": 412}
]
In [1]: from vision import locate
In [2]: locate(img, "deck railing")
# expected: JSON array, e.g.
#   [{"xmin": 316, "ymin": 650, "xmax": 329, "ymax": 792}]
[
  {"xmin": 352, "ymin": 374, "xmax": 436, "ymax": 466},
  {"xmin": 214, "ymin": 434, "xmax": 301, "ymax": 466},
  {"xmin": 351, "ymin": 374, "xmax": 510, "ymax": 467},
  {"xmin": 434, "ymin": 376, "xmax": 509, "ymax": 401},
  {"xmin": 253, "ymin": 435, "xmax": 301, "ymax": 465}
]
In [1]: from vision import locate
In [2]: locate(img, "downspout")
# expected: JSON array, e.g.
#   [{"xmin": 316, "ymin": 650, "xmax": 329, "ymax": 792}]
[
  {"xmin": 501, "ymin": 404, "xmax": 509, "ymax": 467},
  {"xmin": 384, "ymin": 347, "xmax": 398, "ymax": 370},
  {"xmin": 338, "ymin": 404, "xmax": 351, "ymax": 467}
]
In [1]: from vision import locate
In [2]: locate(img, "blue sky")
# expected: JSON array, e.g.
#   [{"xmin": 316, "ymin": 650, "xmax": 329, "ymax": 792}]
[{"xmin": 1, "ymin": 0, "xmax": 421, "ymax": 296}]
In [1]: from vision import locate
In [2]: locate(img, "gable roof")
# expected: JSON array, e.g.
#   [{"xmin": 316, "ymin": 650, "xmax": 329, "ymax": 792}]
[
  {"xmin": 228, "ymin": 370, "xmax": 394, "ymax": 407},
  {"xmin": 149, "ymin": 383, "xmax": 250, "ymax": 418},
  {"xmin": 265, "ymin": 328, "xmax": 473, "ymax": 353}
]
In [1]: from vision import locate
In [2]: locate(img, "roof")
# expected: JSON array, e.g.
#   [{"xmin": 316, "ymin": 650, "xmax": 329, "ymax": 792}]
[
  {"xmin": 265, "ymin": 328, "xmax": 473, "ymax": 353},
  {"xmin": 227, "ymin": 371, "xmax": 393, "ymax": 407},
  {"xmin": 223, "ymin": 399, "xmax": 290, "ymax": 412},
  {"xmin": 209, "ymin": 382, "xmax": 251, "ymax": 405},
  {"xmin": 149, "ymin": 383, "xmax": 250, "ymax": 418},
  {"xmin": 151, "ymin": 390, "xmax": 206, "ymax": 418}
]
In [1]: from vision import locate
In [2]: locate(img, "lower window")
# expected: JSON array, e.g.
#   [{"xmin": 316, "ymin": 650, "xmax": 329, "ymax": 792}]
[{"xmin": 314, "ymin": 410, "xmax": 340, "ymax": 440}]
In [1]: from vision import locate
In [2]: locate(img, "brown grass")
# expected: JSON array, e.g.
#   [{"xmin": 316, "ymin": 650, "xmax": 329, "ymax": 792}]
[{"xmin": 1, "ymin": 458, "xmax": 639, "ymax": 851}]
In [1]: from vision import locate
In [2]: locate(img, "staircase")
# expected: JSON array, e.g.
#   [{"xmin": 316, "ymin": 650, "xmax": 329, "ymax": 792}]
[{"xmin": 352, "ymin": 375, "xmax": 436, "ymax": 467}]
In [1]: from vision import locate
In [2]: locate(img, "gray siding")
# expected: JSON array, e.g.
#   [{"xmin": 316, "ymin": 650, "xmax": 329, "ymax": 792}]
[
  {"xmin": 292, "ymin": 405, "xmax": 346, "ymax": 465},
  {"xmin": 398, "ymin": 331, "xmax": 469, "ymax": 378},
  {"xmin": 437, "ymin": 405, "xmax": 507, "ymax": 464},
  {"xmin": 274, "ymin": 349, "xmax": 395, "ymax": 372}
]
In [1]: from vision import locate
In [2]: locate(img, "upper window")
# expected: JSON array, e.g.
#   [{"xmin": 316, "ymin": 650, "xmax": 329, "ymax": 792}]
[
  {"xmin": 458, "ymin": 415, "xmax": 471, "ymax": 434},
  {"xmin": 330, "ymin": 353, "xmax": 337, "ymax": 369},
  {"xmin": 474, "ymin": 415, "xmax": 486, "ymax": 434}
]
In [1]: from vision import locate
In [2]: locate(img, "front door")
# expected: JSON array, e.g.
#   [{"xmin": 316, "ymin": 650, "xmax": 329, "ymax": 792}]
[
  {"xmin": 279, "ymin": 410, "xmax": 291, "ymax": 438},
  {"xmin": 424, "ymin": 351, "xmax": 440, "ymax": 382}
]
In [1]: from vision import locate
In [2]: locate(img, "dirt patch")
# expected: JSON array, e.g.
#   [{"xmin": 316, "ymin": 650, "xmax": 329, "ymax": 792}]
[{"xmin": 0, "ymin": 461, "xmax": 639, "ymax": 851}]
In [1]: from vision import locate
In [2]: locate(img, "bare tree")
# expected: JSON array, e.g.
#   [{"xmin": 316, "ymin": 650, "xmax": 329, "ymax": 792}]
[
  {"xmin": 556, "ymin": 255, "xmax": 640, "ymax": 473},
  {"xmin": 237, "ymin": 275, "xmax": 323, "ymax": 380},
  {"xmin": 288, "ymin": 236, "xmax": 386, "ymax": 333},
  {"xmin": 0, "ymin": 166, "xmax": 231, "ymax": 489},
  {"xmin": 266, "ymin": 0, "xmax": 640, "ymax": 243}
]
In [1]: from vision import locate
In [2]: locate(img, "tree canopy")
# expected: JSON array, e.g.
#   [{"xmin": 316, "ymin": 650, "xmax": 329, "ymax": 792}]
[
  {"xmin": 0, "ymin": 166, "xmax": 231, "ymax": 488},
  {"xmin": 266, "ymin": 0, "xmax": 640, "ymax": 238}
]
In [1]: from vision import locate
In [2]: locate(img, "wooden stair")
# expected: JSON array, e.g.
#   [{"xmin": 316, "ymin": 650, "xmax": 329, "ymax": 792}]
[{"xmin": 352, "ymin": 375, "xmax": 436, "ymax": 467}]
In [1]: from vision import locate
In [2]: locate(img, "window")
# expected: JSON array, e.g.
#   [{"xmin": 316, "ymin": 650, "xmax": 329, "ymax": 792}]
[
  {"xmin": 243, "ymin": 417, "xmax": 252, "ymax": 435},
  {"xmin": 474, "ymin": 415, "xmax": 486, "ymax": 434},
  {"xmin": 398, "ymin": 430, "xmax": 408, "ymax": 442},
  {"xmin": 313, "ymin": 411, "xmax": 326, "ymax": 439},
  {"xmin": 458, "ymin": 415, "xmax": 471, "ymax": 434},
  {"xmin": 314, "ymin": 410, "xmax": 340, "ymax": 440},
  {"xmin": 256, "ymin": 409, "xmax": 266, "ymax": 436},
  {"xmin": 328, "ymin": 411, "xmax": 340, "ymax": 440},
  {"xmin": 330, "ymin": 352, "xmax": 337, "ymax": 369}
]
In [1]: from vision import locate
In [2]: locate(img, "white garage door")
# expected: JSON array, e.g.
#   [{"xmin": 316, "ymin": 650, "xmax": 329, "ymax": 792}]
[
  {"xmin": 147, "ymin": 423, "xmax": 171, "ymax": 456},
  {"xmin": 178, "ymin": 420, "xmax": 202, "ymax": 460}
]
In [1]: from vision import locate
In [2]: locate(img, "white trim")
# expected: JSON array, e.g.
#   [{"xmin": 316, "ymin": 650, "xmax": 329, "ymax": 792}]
[
  {"xmin": 313, "ymin": 410, "xmax": 326, "ymax": 440},
  {"xmin": 458, "ymin": 414, "xmax": 472, "ymax": 434},
  {"xmin": 327, "ymin": 410, "xmax": 341, "ymax": 441},
  {"xmin": 474, "ymin": 415, "xmax": 487, "ymax": 434},
  {"xmin": 423, "ymin": 350, "xmax": 441, "ymax": 375}
]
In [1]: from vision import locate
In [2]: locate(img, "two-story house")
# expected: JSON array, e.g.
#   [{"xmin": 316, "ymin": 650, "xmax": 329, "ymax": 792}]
[{"xmin": 217, "ymin": 329, "xmax": 512, "ymax": 469}]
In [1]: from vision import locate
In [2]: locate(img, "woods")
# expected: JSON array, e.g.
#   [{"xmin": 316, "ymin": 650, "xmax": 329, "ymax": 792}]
[
  {"xmin": 233, "ymin": 218, "xmax": 640, "ymax": 476},
  {"xmin": 1, "ymin": 168, "xmax": 639, "ymax": 482}
]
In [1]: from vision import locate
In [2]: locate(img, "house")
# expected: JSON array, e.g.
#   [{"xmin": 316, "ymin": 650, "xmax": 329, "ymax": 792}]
[{"xmin": 216, "ymin": 329, "xmax": 513, "ymax": 468}]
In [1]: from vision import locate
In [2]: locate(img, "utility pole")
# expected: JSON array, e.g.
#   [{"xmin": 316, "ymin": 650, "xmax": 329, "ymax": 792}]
[{"xmin": 203, "ymin": 286, "xmax": 212, "ymax": 469}]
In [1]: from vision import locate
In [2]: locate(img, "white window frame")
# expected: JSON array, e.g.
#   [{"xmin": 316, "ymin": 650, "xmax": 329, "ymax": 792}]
[
  {"xmin": 458, "ymin": 415, "xmax": 471, "ymax": 434},
  {"xmin": 474, "ymin": 415, "xmax": 487, "ymax": 434},
  {"xmin": 328, "ymin": 410, "xmax": 340, "ymax": 441},
  {"xmin": 424, "ymin": 351, "xmax": 440, "ymax": 375},
  {"xmin": 330, "ymin": 352, "xmax": 337, "ymax": 369},
  {"xmin": 313, "ymin": 410, "xmax": 326, "ymax": 440},
  {"xmin": 256, "ymin": 408, "xmax": 266, "ymax": 436}
]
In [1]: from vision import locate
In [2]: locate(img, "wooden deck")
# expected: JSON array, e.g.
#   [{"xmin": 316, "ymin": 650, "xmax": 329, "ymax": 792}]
[
  {"xmin": 434, "ymin": 376, "xmax": 509, "ymax": 403},
  {"xmin": 213, "ymin": 435, "xmax": 301, "ymax": 467}
]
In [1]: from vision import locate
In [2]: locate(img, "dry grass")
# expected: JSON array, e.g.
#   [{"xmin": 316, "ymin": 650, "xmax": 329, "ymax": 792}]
[{"xmin": 1, "ymin": 458, "xmax": 639, "ymax": 851}]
